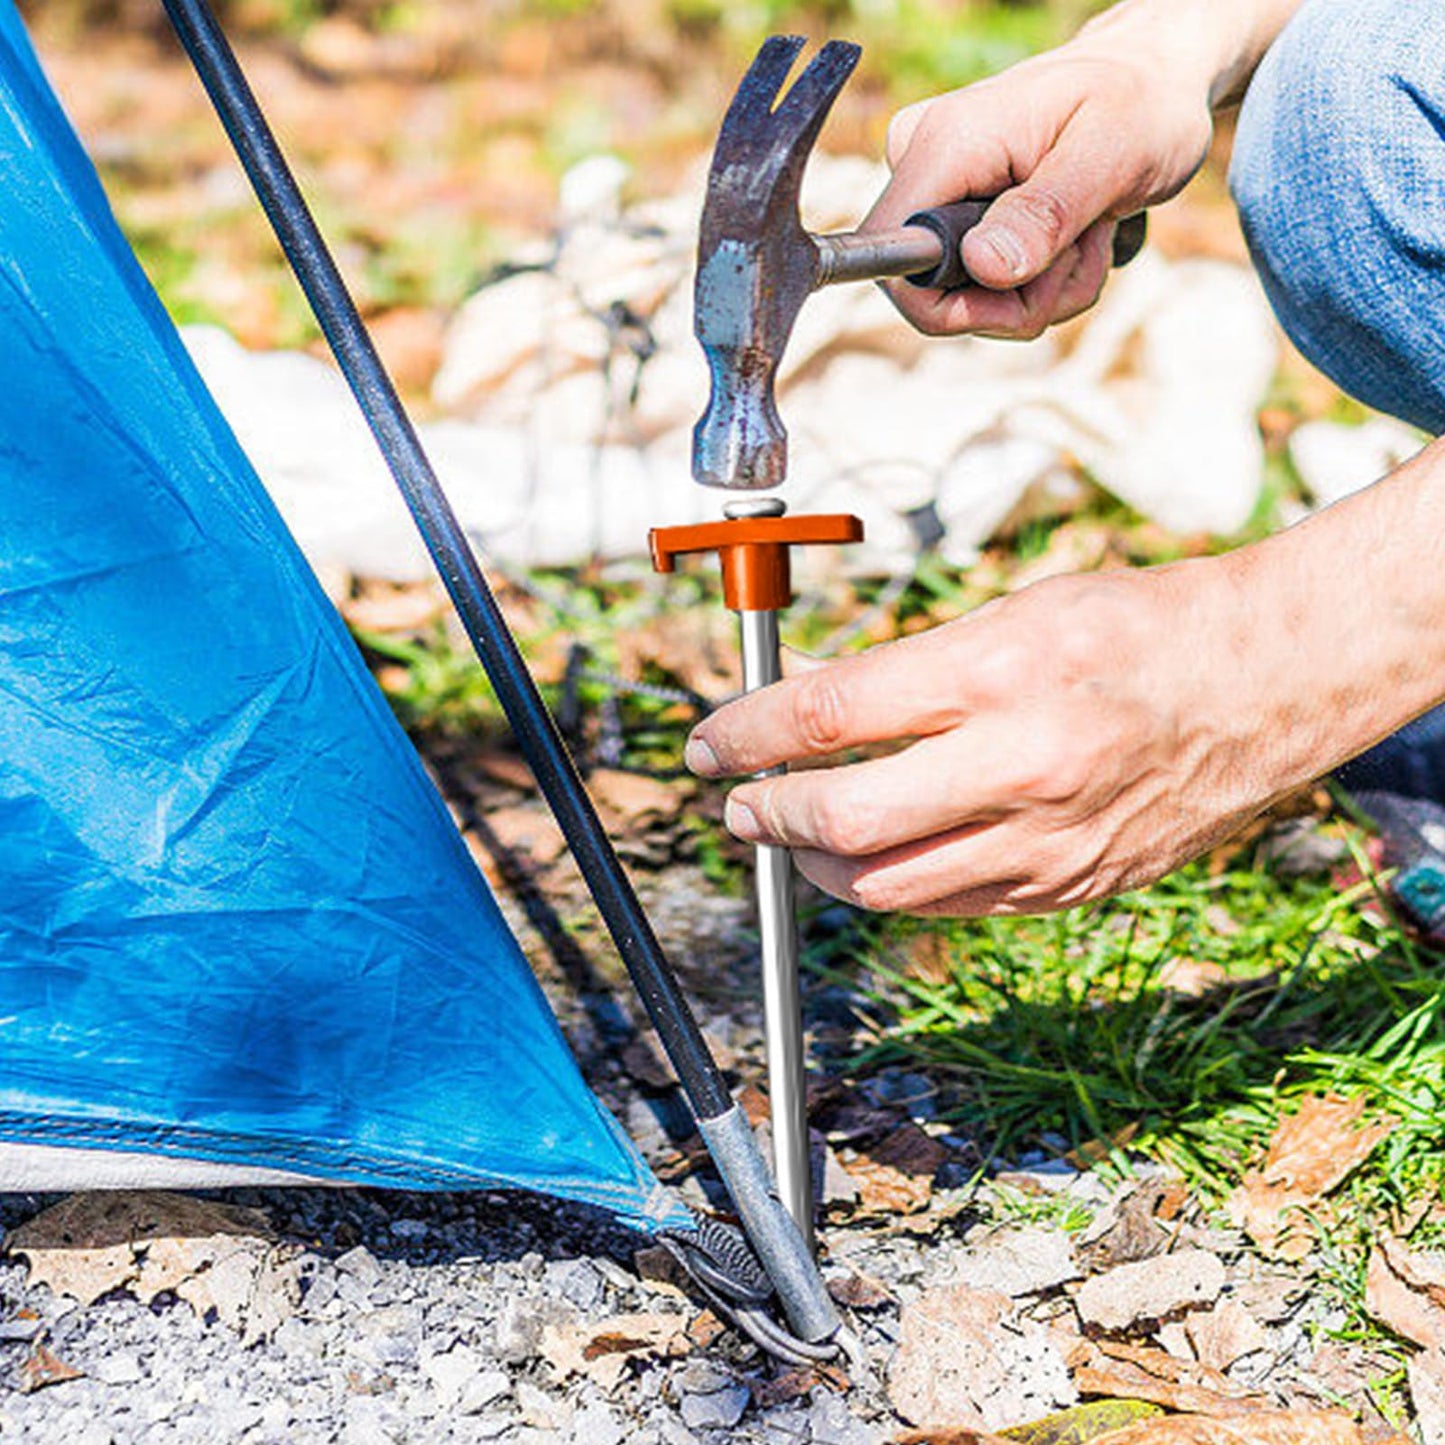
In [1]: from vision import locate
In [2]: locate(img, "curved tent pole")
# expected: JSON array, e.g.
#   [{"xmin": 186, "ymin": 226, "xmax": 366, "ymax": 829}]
[{"xmin": 157, "ymin": 0, "xmax": 841, "ymax": 1354}]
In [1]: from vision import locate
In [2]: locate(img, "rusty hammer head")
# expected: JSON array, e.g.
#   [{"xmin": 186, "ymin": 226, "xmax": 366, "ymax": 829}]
[{"xmin": 692, "ymin": 37, "xmax": 860, "ymax": 491}]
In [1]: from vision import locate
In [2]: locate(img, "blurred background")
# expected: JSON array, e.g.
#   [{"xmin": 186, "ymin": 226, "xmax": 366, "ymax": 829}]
[{"xmin": 17, "ymin": 0, "xmax": 1209, "ymax": 357}]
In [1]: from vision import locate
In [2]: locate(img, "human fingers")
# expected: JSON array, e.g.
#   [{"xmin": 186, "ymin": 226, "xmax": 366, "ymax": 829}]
[
  {"xmin": 881, "ymin": 236, "xmax": 1088, "ymax": 341},
  {"xmin": 952, "ymin": 123, "xmax": 1130, "ymax": 291},
  {"xmin": 721, "ymin": 728, "xmax": 1005, "ymax": 856},
  {"xmin": 1046, "ymin": 218, "xmax": 1116, "ymax": 324},
  {"xmin": 795, "ymin": 814, "xmax": 1107, "ymax": 916},
  {"xmin": 686, "ymin": 628, "xmax": 971, "ymax": 777}
]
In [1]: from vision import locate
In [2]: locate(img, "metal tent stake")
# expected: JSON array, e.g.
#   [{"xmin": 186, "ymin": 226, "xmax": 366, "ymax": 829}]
[
  {"xmin": 161, "ymin": 0, "xmax": 844, "ymax": 1358},
  {"xmin": 652, "ymin": 500, "xmax": 863, "ymax": 1251}
]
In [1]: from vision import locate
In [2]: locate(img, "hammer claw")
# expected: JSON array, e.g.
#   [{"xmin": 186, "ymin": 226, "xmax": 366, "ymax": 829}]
[
  {"xmin": 770, "ymin": 40, "xmax": 861, "ymax": 141},
  {"xmin": 719, "ymin": 33, "xmax": 808, "ymax": 134}
]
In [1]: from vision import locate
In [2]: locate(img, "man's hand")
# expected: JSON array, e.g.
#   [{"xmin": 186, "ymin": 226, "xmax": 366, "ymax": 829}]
[
  {"xmin": 687, "ymin": 566, "xmax": 1272, "ymax": 916},
  {"xmin": 869, "ymin": 0, "xmax": 1305, "ymax": 339},
  {"xmin": 686, "ymin": 436, "xmax": 1445, "ymax": 917}
]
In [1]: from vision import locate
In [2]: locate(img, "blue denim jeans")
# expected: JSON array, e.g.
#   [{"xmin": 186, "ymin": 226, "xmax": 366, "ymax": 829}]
[
  {"xmin": 1231, "ymin": 0, "xmax": 1445, "ymax": 807},
  {"xmin": 1230, "ymin": 0, "xmax": 1445, "ymax": 435}
]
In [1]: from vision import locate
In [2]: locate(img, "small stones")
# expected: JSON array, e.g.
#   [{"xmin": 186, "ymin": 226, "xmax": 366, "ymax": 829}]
[
  {"xmin": 334, "ymin": 1246, "xmax": 383, "ymax": 1288},
  {"xmin": 678, "ymin": 1382, "xmax": 749, "ymax": 1431},
  {"xmin": 569, "ymin": 1399, "xmax": 626, "ymax": 1445},
  {"xmin": 493, "ymin": 1295, "xmax": 570, "ymax": 1364},
  {"xmin": 808, "ymin": 1393, "xmax": 878, "ymax": 1445},
  {"xmin": 89, "ymin": 1349, "xmax": 145, "ymax": 1386},
  {"xmin": 421, "ymin": 1341, "xmax": 485, "ymax": 1401}
]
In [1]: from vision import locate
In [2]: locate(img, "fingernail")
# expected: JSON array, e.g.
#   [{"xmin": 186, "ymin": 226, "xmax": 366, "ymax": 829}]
[
  {"xmin": 685, "ymin": 735, "xmax": 720, "ymax": 776},
  {"xmin": 725, "ymin": 797, "xmax": 760, "ymax": 842},
  {"xmin": 980, "ymin": 226, "xmax": 1029, "ymax": 280}
]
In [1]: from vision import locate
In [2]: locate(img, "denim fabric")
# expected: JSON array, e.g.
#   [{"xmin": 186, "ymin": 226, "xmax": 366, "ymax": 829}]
[{"xmin": 1230, "ymin": 0, "xmax": 1445, "ymax": 435}]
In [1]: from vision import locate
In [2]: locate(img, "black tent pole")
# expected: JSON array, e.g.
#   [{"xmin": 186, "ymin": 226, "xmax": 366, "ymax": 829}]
[{"xmin": 157, "ymin": 0, "xmax": 840, "ymax": 1351}]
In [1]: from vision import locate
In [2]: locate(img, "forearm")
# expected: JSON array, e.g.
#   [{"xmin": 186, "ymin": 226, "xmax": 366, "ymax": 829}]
[
  {"xmin": 1074, "ymin": 0, "xmax": 1309, "ymax": 108},
  {"xmin": 1191, "ymin": 437, "xmax": 1445, "ymax": 800}
]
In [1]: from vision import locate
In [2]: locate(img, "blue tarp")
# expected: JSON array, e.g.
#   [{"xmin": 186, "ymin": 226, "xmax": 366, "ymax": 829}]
[{"xmin": 0, "ymin": 1, "xmax": 683, "ymax": 1231}]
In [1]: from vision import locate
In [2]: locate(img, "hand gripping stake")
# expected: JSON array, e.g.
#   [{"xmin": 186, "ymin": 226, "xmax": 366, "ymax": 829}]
[{"xmin": 652, "ymin": 500, "xmax": 864, "ymax": 1250}]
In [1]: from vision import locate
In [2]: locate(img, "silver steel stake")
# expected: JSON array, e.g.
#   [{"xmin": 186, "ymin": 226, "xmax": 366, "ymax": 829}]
[{"xmin": 723, "ymin": 498, "xmax": 815, "ymax": 1253}]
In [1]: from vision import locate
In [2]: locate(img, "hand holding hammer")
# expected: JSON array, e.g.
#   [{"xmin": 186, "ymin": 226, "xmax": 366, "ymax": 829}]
[{"xmin": 692, "ymin": 36, "xmax": 1146, "ymax": 492}]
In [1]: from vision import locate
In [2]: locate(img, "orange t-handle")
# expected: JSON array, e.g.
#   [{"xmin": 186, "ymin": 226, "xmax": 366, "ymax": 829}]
[{"xmin": 649, "ymin": 511, "xmax": 863, "ymax": 611}]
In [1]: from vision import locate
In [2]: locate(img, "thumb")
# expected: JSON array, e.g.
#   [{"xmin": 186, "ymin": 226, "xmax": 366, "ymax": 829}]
[
  {"xmin": 962, "ymin": 141, "xmax": 1122, "ymax": 288},
  {"xmin": 885, "ymin": 98, "xmax": 932, "ymax": 170}
]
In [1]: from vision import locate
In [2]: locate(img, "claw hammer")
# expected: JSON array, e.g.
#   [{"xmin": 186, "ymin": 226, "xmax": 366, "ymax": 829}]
[{"xmin": 654, "ymin": 36, "xmax": 1145, "ymax": 1249}]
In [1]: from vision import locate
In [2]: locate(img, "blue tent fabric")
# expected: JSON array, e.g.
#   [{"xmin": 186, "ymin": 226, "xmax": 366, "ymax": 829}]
[{"xmin": 0, "ymin": 2, "xmax": 686, "ymax": 1232}]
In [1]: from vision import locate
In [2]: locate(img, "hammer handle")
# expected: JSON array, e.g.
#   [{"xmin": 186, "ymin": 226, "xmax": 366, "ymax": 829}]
[{"xmin": 812, "ymin": 205, "xmax": 1147, "ymax": 290}]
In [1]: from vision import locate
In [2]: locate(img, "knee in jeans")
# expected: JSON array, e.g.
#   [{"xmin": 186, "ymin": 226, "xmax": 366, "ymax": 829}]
[{"xmin": 1231, "ymin": 0, "xmax": 1444, "ymax": 271}]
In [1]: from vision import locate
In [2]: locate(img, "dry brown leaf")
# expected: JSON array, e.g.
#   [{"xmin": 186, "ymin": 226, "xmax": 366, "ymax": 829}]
[
  {"xmin": 1080, "ymin": 1180, "xmax": 1185, "ymax": 1271},
  {"xmin": 890, "ymin": 1284, "xmax": 1073, "ymax": 1430},
  {"xmin": 1075, "ymin": 1250, "xmax": 1225, "ymax": 1332},
  {"xmin": 539, "ymin": 1311, "xmax": 691, "ymax": 1391},
  {"xmin": 752, "ymin": 1362, "xmax": 850, "ymax": 1409},
  {"xmin": 1228, "ymin": 1094, "xmax": 1391, "ymax": 1260},
  {"xmin": 1365, "ymin": 1239, "xmax": 1445, "ymax": 1352},
  {"xmin": 889, "ymin": 1285, "xmax": 1010, "ymax": 1431},
  {"xmin": 341, "ymin": 580, "xmax": 445, "ymax": 634},
  {"xmin": 472, "ymin": 749, "xmax": 537, "ymax": 793},
  {"xmin": 1072, "ymin": 1339, "xmax": 1265, "ymax": 1418},
  {"xmin": 828, "ymin": 1265, "xmax": 895, "ymax": 1310},
  {"xmin": 1380, "ymin": 1235, "xmax": 1445, "ymax": 1305},
  {"xmin": 18, "ymin": 1343, "xmax": 83, "ymax": 1393},
  {"xmin": 1082, "ymin": 1409, "xmax": 1381, "ymax": 1445},
  {"xmin": 1409, "ymin": 1348, "xmax": 1445, "ymax": 1445},
  {"xmin": 872, "ymin": 1122, "xmax": 952, "ymax": 1178},
  {"xmin": 588, "ymin": 768, "xmax": 692, "ymax": 829},
  {"xmin": 612, "ymin": 609, "xmax": 739, "ymax": 701},
  {"xmin": 6, "ymin": 1191, "xmax": 301, "ymax": 1344},
  {"xmin": 1184, "ymin": 1302, "xmax": 1272, "ymax": 1372},
  {"xmin": 845, "ymin": 1156, "xmax": 933, "ymax": 1216},
  {"xmin": 1066, "ymin": 1123, "xmax": 1141, "ymax": 1170},
  {"xmin": 1155, "ymin": 958, "xmax": 1231, "ymax": 999},
  {"xmin": 685, "ymin": 1309, "xmax": 727, "ymax": 1350},
  {"xmin": 480, "ymin": 804, "xmax": 567, "ymax": 864},
  {"xmin": 842, "ymin": 1122, "xmax": 948, "ymax": 1217}
]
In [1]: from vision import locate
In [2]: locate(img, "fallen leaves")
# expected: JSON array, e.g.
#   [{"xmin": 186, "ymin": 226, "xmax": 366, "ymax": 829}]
[
  {"xmin": 1364, "ymin": 1236, "xmax": 1445, "ymax": 1352},
  {"xmin": 539, "ymin": 1311, "xmax": 691, "ymax": 1392},
  {"xmin": 588, "ymin": 767, "xmax": 692, "ymax": 831},
  {"xmin": 1228, "ymin": 1095, "xmax": 1391, "ymax": 1261},
  {"xmin": 1076, "ymin": 1410, "xmax": 1389, "ymax": 1445},
  {"xmin": 1183, "ymin": 1303, "xmax": 1272, "ymax": 1374},
  {"xmin": 1364, "ymin": 1235, "xmax": 1445, "ymax": 1439},
  {"xmin": 896, "ymin": 1408, "xmax": 1387, "ymax": 1445},
  {"xmin": 1075, "ymin": 1251, "xmax": 1225, "ymax": 1333},
  {"xmin": 6, "ymin": 1192, "xmax": 302, "ymax": 1345},
  {"xmin": 18, "ymin": 1342, "xmax": 83, "ymax": 1393},
  {"xmin": 1070, "ymin": 1339, "xmax": 1267, "ymax": 1418},
  {"xmin": 888, "ymin": 1284, "xmax": 1076, "ymax": 1430},
  {"xmin": 841, "ymin": 1122, "xmax": 951, "ymax": 1217}
]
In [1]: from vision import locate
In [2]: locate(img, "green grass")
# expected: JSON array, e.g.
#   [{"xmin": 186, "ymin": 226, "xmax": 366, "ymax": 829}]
[{"xmin": 836, "ymin": 842, "xmax": 1445, "ymax": 1214}]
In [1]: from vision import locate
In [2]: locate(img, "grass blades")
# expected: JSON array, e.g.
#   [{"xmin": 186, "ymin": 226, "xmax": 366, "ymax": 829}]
[{"xmin": 843, "ymin": 847, "xmax": 1445, "ymax": 1209}]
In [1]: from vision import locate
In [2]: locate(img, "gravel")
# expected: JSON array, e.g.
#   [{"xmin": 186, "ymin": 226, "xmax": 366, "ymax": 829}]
[{"xmin": 0, "ymin": 864, "xmax": 1378, "ymax": 1440}]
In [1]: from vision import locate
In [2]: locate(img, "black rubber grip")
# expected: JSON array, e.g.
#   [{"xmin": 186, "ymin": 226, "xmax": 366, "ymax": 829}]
[{"xmin": 904, "ymin": 202, "xmax": 1148, "ymax": 290}]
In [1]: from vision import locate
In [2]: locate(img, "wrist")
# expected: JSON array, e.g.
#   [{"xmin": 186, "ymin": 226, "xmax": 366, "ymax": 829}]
[
  {"xmin": 1073, "ymin": 0, "xmax": 1305, "ymax": 110},
  {"xmin": 1191, "ymin": 442, "xmax": 1445, "ymax": 797}
]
